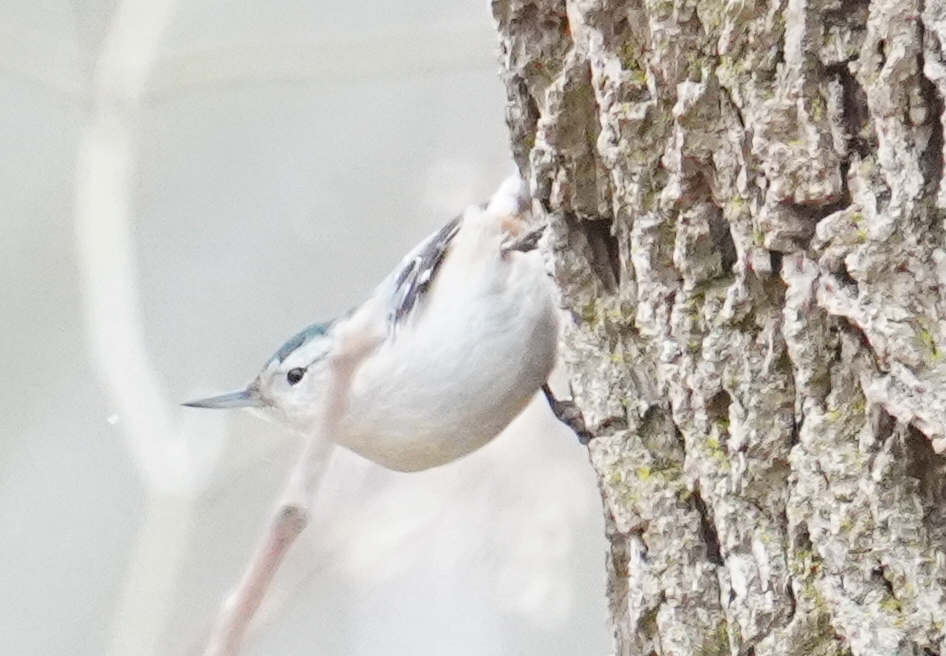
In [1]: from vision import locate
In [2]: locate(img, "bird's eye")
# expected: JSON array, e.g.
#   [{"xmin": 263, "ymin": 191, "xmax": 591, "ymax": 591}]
[{"xmin": 286, "ymin": 368, "xmax": 306, "ymax": 385}]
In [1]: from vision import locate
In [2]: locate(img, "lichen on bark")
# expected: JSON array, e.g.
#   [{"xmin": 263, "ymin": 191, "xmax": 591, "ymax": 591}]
[{"xmin": 492, "ymin": 0, "xmax": 946, "ymax": 654}]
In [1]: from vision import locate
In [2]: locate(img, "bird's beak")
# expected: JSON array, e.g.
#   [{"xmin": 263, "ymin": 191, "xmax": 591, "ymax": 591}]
[{"xmin": 182, "ymin": 387, "xmax": 263, "ymax": 409}]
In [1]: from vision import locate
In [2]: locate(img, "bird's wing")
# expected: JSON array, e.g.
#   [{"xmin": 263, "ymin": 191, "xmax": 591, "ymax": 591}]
[
  {"xmin": 388, "ymin": 214, "xmax": 463, "ymax": 329},
  {"xmin": 382, "ymin": 175, "xmax": 530, "ymax": 331}
]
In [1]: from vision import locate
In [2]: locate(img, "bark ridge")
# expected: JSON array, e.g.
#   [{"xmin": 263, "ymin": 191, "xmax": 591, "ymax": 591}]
[{"xmin": 492, "ymin": 0, "xmax": 946, "ymax": 654}]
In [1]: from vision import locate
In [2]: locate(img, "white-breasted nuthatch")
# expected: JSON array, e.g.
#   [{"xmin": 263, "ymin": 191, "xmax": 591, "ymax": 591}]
[{"xmin": 184, "ymin": 175, "xmax": 590, "ymax": 472}]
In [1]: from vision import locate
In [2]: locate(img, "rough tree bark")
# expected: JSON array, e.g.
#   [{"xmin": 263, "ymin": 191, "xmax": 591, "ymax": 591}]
[{"xmin": 492, "ymin": 0, "xmax": 946, "ymax": 654}]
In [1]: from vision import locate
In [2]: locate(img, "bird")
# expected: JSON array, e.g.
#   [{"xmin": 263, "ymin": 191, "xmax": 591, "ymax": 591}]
[{"xmin": 184, "ymin": 175, "xmax": 591, "ymax": 472}]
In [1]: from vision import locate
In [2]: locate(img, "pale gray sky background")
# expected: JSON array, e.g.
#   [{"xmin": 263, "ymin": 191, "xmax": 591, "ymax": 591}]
[{"xmin": 0, "ymin": 2, "xmax": 609, "ymax": 655}]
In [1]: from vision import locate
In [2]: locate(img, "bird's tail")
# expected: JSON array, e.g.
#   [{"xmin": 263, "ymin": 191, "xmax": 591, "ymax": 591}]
[
  {"xmin": 483, "ymin": 174, "xmax": 546, "ymax": 254},
  {"xmin": 486, "ymin": 174, "xmax": 531, "ymax": 218}
]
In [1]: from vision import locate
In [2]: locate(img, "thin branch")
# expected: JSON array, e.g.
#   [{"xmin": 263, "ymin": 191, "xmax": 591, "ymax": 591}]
[{"xmin": 202, "ymin": 302, "xmax": 385, "ymax": 656}]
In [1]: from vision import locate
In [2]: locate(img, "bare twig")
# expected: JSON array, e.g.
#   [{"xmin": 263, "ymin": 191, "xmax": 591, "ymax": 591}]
[{"xmin": 202, "ymin": 303, "xmax": 385, "ymax": 656}]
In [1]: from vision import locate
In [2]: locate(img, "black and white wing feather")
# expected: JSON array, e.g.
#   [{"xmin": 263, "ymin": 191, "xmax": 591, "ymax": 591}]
[{"xmin": 388, "ymin": 215, "xmax": 462, "ymax": 329}]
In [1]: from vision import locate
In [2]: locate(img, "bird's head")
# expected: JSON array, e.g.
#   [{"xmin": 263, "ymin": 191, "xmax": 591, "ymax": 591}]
[{"xmin": 183, "ymin": 321, "xmax": 335, "ymax": 431}]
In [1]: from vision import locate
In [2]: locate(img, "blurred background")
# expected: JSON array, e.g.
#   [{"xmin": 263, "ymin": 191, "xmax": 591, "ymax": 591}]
[{"xmin": 0, "ymin": 1, "xmax": 609, "ymax": 655}]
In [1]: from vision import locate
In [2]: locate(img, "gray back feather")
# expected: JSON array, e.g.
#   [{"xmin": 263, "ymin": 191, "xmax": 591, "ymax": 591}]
[{"xmin": 389, "ymin": 215, "xmax": 462, "ymax": 328}]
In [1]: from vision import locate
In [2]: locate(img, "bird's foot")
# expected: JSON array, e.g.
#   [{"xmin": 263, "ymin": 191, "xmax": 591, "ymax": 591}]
[
  {"xmin": 542, "ymin": 384, "xmax": 594, "ymax": 445},
  {"xmin": 502, "ymin": 224, "xmax": 545, "ymax": 254}
]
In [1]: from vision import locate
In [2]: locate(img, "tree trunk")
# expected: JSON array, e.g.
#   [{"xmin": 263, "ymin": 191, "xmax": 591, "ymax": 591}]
[{"xmin": 492, "ymin": 1, "xmax": 946, "ymax": 654}]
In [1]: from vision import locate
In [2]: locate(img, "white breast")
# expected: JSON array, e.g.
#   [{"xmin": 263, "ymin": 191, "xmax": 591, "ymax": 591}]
[{"xmin": 336, "ymin": 220, "xmax": 559, "ymax": 471}]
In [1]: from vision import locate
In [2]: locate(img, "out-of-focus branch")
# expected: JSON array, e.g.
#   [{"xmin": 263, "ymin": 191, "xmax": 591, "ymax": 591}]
[{"xmin": 73, "ymin": 2, "xmax": 225, "ymax": 656}]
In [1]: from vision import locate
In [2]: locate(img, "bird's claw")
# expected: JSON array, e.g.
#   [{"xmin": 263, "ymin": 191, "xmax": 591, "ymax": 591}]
[{"xmin": 542, "ymin": 384, "xmax": 594, "ymax": 445}]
